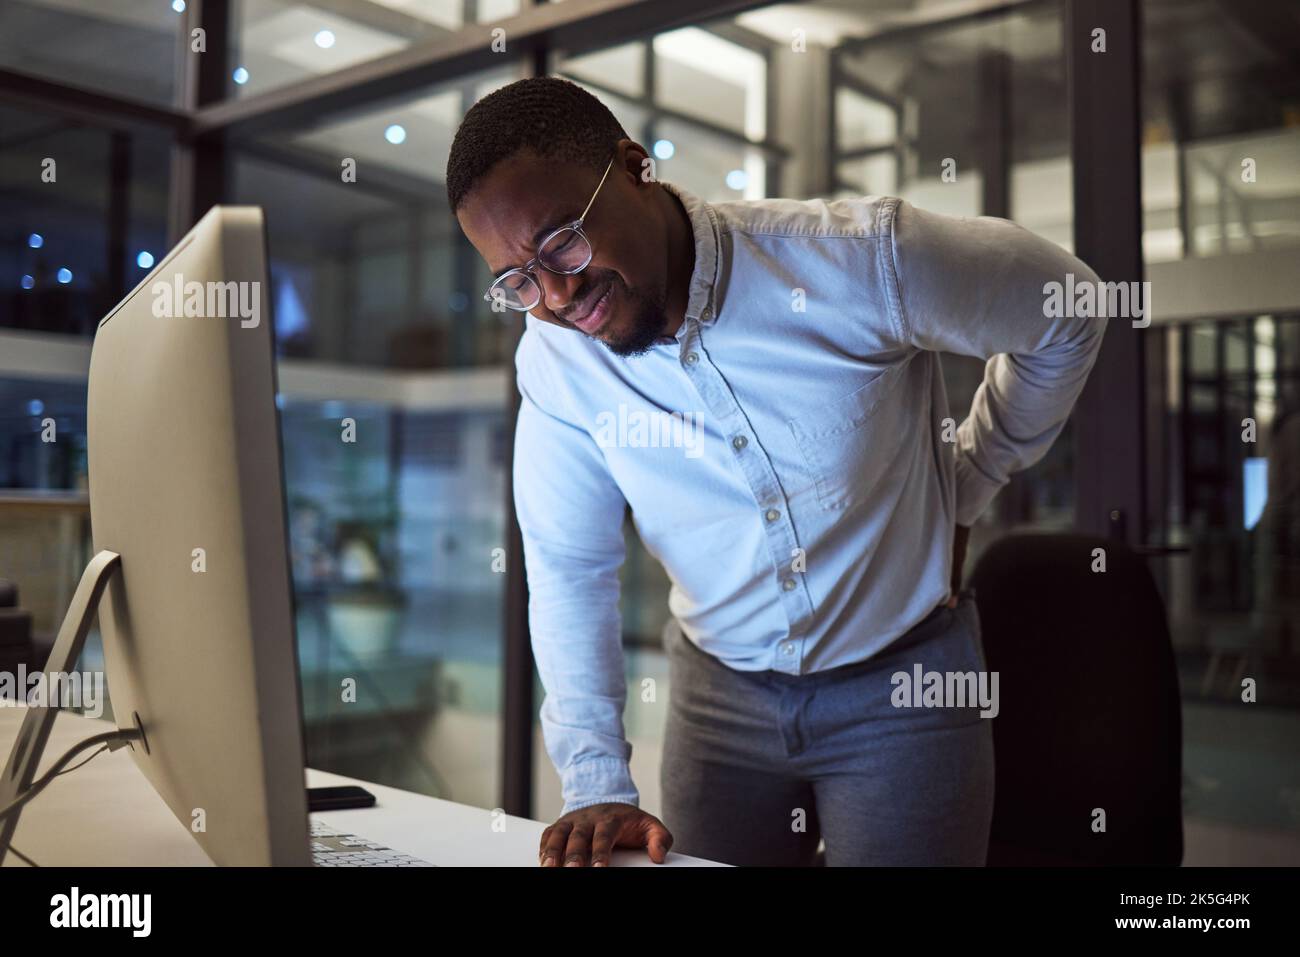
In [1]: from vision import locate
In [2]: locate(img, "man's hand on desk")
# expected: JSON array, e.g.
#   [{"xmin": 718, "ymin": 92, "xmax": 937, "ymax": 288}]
[
  {"xmin": 946, "ymin": 524, "xmax": 971, "ymax": 608},
  {"xmin": 539, "ymin": 803, "xmax": 673, "ymax": 867}
]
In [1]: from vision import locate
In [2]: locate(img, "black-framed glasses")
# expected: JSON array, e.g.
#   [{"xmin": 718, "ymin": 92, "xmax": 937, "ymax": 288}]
[{"xmin": 483, "ymin": 156, "xmax": 615, "ymax": 312}]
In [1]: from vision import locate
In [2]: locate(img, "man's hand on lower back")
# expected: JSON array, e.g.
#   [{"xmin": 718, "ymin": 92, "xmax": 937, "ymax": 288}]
[{"xmin": 539, "ymin": 803, "xmax": 673, "ymax": 867}]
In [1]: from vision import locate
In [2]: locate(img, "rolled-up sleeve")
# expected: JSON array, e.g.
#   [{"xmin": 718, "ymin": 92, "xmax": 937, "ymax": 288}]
[
  {"xmin": 887, "ymin": 199, "xmax": 1107, "ymax": 526},
  {"xmin": 513, "ymin": 349, "xmax": 639, "ymax": 815}
]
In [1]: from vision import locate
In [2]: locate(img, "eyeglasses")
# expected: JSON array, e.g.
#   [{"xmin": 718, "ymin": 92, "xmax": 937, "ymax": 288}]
[{"xmin": 483, "ymin": 156, "xmax": 615, "ymax": 312}]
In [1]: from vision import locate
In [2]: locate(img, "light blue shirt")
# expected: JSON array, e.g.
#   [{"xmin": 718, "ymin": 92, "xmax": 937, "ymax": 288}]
[{"xmin": 513, "ymin": 182, "xmax": 1106, "ymax": 814}]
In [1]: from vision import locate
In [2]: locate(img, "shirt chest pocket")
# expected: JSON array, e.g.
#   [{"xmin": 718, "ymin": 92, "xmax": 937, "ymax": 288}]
[{"xmin": 787, "ymin": 361, "xmax": 912, "ymax": 511}]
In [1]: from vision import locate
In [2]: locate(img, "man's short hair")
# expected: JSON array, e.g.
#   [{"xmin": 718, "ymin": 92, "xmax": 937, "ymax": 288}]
[{"xmin": 445, "ymin": 76, "xmax": 628, "ymax": 213}]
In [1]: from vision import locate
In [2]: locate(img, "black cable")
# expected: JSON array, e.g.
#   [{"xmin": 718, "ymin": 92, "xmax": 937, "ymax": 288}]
[
  {"xmin": 55, "ymin": 744, "xmax": 109, "ymax": 777},
  {"xmin": 0, "ymin": 728, "xmax": 141, "ymax": 826}
]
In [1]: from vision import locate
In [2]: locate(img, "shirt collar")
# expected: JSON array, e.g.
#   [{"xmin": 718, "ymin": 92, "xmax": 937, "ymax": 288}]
[{"xmin": 654, "ymin": 180, "xmax": 720, "ymax": 345}]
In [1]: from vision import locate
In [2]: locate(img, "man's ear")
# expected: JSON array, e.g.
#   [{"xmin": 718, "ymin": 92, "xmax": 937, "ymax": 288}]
[{"xmin": 616, "ymin": 138, "xmax": 654, "ymax": 188}]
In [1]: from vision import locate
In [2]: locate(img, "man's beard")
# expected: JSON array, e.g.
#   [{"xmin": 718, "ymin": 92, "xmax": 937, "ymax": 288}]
[{"xmin": 581, "ymin": 275, "xmax": 668, "ymax": 358}]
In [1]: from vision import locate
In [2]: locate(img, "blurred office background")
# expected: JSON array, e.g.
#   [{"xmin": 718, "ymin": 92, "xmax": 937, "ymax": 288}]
[{"xmin": 0, "ymin": 0, "xmax": 1297, "ymax": 863}]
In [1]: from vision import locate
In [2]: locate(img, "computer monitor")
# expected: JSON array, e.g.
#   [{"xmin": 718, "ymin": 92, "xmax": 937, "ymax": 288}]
[{"xmin": 0, "ymin": 206, "xmax": 311, "ymax": 866}]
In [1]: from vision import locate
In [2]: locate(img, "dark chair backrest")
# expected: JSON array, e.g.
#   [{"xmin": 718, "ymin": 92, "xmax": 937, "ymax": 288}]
[
  {"xmin": 0, "ymin": 579, "xmax": 34, "ymax": 678},
  {"xmin": 968, "ymin": 533, "xmax": 1183, "ymax": 865}
]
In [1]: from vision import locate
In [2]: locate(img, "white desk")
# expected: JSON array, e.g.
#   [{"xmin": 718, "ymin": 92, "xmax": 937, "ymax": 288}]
[{"xmin": 0, "ymin": 707, "xmax": 725, "ymax": 867}]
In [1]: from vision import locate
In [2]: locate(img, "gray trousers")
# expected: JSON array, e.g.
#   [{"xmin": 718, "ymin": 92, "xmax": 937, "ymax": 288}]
[{"xmin": 660, "ymin": 593, "xmax": 995, "ymax": 866}]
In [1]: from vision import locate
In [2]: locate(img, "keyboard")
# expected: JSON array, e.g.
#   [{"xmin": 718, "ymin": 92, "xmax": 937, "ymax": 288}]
[{"xmin": 310, "ymin": 819, "xmax": 437, "ymax": 867}]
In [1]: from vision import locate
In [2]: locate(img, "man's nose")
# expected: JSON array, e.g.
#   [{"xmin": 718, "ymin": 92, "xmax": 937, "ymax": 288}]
[{"xmin": 537, "ymin": 270, "xmax": 584, "ymax": 313}]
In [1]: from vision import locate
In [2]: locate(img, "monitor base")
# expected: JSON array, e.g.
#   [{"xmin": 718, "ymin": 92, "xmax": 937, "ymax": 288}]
[{"xmin": 0, "ymin": 549, "xmax": 122, "ymax": 865}]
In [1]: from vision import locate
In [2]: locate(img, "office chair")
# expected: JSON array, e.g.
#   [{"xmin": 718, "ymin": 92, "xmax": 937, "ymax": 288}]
[{"xmin": 968, "ymin": 533, "xmax": 1184, "ymax": 865}]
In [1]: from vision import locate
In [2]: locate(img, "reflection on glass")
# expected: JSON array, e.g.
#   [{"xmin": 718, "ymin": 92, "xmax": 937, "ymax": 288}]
[
  {"xmin": 0, "ymin": 106, "xmax": 170, "ymax": 337},
  {"xmin": 1156, "ymin": 315, "xmax": 1300, "ymax": 833},
  {"xmin": 0, "ymin": 0, "xmax": 180, "ymax": 104},
  {"xmin": 562, "ymin": 42, "xmax": 646, "ymax": 100},
  {"xmin": 654, "ymin": 117, "xmax": 766, "ymax": 202},
  {"xmin": 829, "ymin": 0, "xmax": 1074, "ymax": 552},
  {"xmin": 284, "ymin": 399, "xmax": 507, "ymax": 808},
  {"xmin": 653, "ymin": 27, "xmax": 766, "ymax": 140},
  {"xmin": 1142, "ymin": 0, "xmax": 1300, "ymax": 264},
  {"xmin": 230, "ymin": 66, "xmax": 520, "ymax": 369},
  {"xmin": 229, "ymin": 0, "xmax": 521, "ymax": 98},
  {"xmin": 0, "ymin": 378, "xmax": 88, "ymax": 493},
  {"xmin": 835, "ymin": 87, "xmax": 897, "ymax": 152},
  {"xmin": 1140, "ymin": 0, "xmax": 1300, "ymax": 846}
]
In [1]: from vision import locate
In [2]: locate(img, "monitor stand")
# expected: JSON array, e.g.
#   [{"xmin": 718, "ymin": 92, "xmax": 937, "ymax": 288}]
[{"xmin": 0, "ymin": 550, "xmax": 139, "ymax": 865}]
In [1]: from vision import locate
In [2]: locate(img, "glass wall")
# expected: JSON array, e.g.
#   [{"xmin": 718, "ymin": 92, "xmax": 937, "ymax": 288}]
[
  {"xmin": 0, "ymin": 376, "xmax": 91, "ymax": 652},
  {"xmin": 283, "ymin": 397, "xmax": 507, "ymax": 805},
  {"xmin": 1, "ymin": 105, "xmax": 171, "ymax": 337},
  {"xmin": 1141, "ymin": 0, "xmax": 1300, "ymax": 852},
  {"xmin": 0, "ymin": 0, "xmax": 181, "ymax": 105},
  {"xmin": 228, "ymin": 0, "xmax": 521, "ymax": 99},
  {"xmin": 1, "ymin": 59, "xmax": 518, "ymax": 810},
  {"xmin": 826, "ymin": 0, "xmax": 1076, "ymax": 560},
  {"xmin": 227, "ymin": 65, "xmax": 522, "ymax": 807},
  {"xmin": 1142, "ymin": 0, "xmax": 1300, "ymax": 264},
  {"xmin": 562, "ymin": 33, "xmax": 773, "ymax": 203},
  {"xmin": 0, "ymin": 93, "xmax": 169, "ymax": 703},
  {"xmin": 232, "ymin": 67, "xmax": 521, "ymax": 369}
]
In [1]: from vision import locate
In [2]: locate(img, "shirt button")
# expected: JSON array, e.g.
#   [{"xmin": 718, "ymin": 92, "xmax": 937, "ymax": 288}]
[
  {"xmin": 782, "ymin": 578, "xmax": 797, "ymax": 592},
  {"xmin": 765, "ymin": 508, "xmax": 780, "ymax": 522},
  {"xmin": 684, "ymin": 352, "xmax": 699, "ymax": 365},
  {"xmin": 780, "ymin": 641, "xmax": 795, "ymax": 656},
  {"xmin": 732, "ymin": 435, "xmax": 747, "ymax": 451}
]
